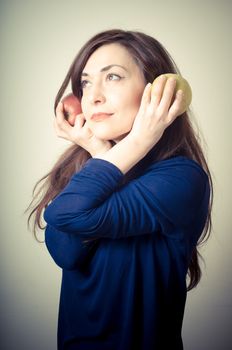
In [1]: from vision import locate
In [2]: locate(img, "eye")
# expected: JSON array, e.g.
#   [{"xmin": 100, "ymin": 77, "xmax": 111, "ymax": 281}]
[
  {"xmin": 81, "ymin": 80, "xmax": 91, "ymax": 89},
  {"xmin": 107, "ymin": 73, "xmax": 122, "ymax": 81}
]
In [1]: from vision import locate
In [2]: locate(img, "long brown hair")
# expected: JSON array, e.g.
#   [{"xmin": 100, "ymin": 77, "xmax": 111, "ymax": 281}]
[{"xmin": 26, "ymin": 29, "xmax": 213, "ymax": 291}]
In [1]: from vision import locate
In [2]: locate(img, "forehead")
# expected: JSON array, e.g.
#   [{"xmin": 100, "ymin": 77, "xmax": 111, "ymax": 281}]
[{"xmin": 83, "ymin": 43, "xmax": 138, "ymax": 73}]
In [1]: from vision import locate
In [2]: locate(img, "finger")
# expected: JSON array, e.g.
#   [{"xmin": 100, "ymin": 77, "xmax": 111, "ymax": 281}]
[
  {"xmin": 55, "ymin": 102, "xmax": 64, "ymax": 118},
  {"xmin": 53, "ymin": 118, "xmax": 69, "ymax": 139},
  {"xmin": 74, "ymin": 114, "xmax": 85, "ymax": 129},
  {"xmin": 151, "ymin": 75, "xmax": 167, "ymax": 106},
  {"xmin": 55, "ymin": 102, "xmax": 73, "ymax": 133},
  {"xmin": 55, "ymin": 102, "xmax": 66, "ymax": 125},
  {"xmin": 158, "ymin": 77, "xmax": 176, "ymax": 112},
  {"xmin": 167, "ymin": 90, "xmax": 184, "ymax": 122}
]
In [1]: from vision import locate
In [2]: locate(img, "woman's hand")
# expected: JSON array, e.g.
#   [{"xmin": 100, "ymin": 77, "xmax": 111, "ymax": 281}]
[
  {"xmin": 129, "ymin": 75, "xmax": 184, "ymax": 151},
  {"xmin": 54, "ymin": 102, "xmax": 112, "ymax": 156}
]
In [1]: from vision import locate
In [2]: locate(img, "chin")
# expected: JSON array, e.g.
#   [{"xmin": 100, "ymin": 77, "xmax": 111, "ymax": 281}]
[{"xmin": 92, "ymin": 127, "xmax": 129, "ymax": 142}]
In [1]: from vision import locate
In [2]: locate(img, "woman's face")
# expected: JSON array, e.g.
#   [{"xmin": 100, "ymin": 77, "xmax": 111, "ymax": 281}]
[{"xmin": 80, "ymin": 43, "xmax": 146, "ymax": 141}]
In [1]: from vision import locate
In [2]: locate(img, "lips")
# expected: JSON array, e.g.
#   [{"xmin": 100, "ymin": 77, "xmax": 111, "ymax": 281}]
[{"xmin": 91, "ymin": 112, "xmax": 113, "ymax": 122}]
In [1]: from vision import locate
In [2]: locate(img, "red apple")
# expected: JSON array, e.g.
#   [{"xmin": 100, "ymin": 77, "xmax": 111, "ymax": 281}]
[{"xmin": 61, "ymin": 93, "xmax": 82, "ymax": 126}]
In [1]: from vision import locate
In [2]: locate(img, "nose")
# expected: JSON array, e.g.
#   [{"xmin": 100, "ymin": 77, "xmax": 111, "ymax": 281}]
[{"xmin": 89, "ymin": 81, "xmax": 106, "ymax": 105}]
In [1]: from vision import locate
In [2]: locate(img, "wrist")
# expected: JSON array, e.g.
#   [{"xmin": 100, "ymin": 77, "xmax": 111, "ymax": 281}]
[
  {"xmin": 126, "ymin": 133, "xmax": 150, "ymax": 157},
  {"xmin": 91, "ymin": 142, "xmax": 112, "ymax": 158},
  {"xmin": 91, "ymin": 134, "xmax": 150, "ymax": 174}
]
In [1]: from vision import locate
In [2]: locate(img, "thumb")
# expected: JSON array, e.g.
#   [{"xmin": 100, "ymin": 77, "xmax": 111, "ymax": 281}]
[{"xmin": 74, "ymin": 114, "xmax": 85, "ymax": 129}]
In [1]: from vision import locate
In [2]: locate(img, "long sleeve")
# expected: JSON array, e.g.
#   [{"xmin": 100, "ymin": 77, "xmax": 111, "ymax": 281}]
[
  {"xmin": 43, "ymin": 156, "xmax": 209, "ymax": 240},
  {"xmin": 45, "ymin": 224, "xmax": 99, "ymax": 270}
]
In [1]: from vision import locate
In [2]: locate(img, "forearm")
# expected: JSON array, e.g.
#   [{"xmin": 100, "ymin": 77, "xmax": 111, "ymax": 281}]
[
  {"xmin": 93, "ymin": 135, "xmax": 149, "ymax": 174},
  {"xmin": 45, "ymin": 224, "xmax": 99, "ymax": 269},
  {"xmin": 43, "ymin": 157, "xmax": 162, "ymax": 238}
]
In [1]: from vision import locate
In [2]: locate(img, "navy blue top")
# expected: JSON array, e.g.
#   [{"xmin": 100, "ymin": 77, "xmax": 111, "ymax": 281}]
[{"xmin": 44, "ymin": 156, "xmax": 210, "ymax": 350}]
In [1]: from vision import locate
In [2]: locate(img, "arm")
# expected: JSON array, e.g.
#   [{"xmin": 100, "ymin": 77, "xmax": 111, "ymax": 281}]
[
  {"xmin": 46, "ymin": 77, "xmax": 208, "ymax": 239},
  {"xmin": 44, "ymin": 157, "xmax": 209, "ymax": 239},
  {"xmin": 45, "ymin": 224, "xmax": 99, "ymax": 270}
]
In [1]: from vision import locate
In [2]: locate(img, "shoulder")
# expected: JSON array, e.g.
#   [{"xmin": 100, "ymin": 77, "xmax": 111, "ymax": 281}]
[
  {"xmin": 137, "ymin": 156, "xmax": 210, "ymax": 227},
  {"xmin": 147, "ymin": 155, "xmax": 207, "ymax": 175},
  {"xmin": 143, "ymin": 156, "xmax": 208, "ymax": 189}
]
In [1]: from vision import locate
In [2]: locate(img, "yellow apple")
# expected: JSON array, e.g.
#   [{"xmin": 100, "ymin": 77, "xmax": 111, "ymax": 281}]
[{"xmin": 152, "ymin": 73, "xmax": 192, "ymax": 114}]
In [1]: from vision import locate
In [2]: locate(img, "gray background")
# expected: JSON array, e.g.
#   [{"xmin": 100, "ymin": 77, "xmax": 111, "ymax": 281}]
[{"xmin": 0, "ymin": 0, "xmax": 231, "ymax": 349}]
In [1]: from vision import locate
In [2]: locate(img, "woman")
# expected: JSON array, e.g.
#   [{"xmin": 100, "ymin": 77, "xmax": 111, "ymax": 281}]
[{"xmin": 28, "ymin": 29, "xmax": 213, "ymax": 349}]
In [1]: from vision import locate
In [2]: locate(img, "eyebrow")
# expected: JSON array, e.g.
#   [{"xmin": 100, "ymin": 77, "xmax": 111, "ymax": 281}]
[{"xmin": 81, "ymin": 64, "xmax": 128, "ymax": 77}]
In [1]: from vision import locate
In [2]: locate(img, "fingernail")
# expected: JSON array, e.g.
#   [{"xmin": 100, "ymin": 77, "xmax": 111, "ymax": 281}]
[
  {"xmin": 177, "ymin": 89, "xmax": 184, "ymax": 96},
  {"xmin": 169, "ymin": 77, "xmax": 176, "ymax": 83},
  {"xmin": 159, "ymin": 75, "xmax": 167, "ymax": 81}
]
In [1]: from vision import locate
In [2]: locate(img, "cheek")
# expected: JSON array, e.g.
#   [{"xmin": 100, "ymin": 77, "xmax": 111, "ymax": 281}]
[
  {"xmin": 121, "ymin": 93, "xmax": 142, "ymax": 121},
  {"xmin": 114, "ymin": 89, "xmax": 141, "ymax": 111}
]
